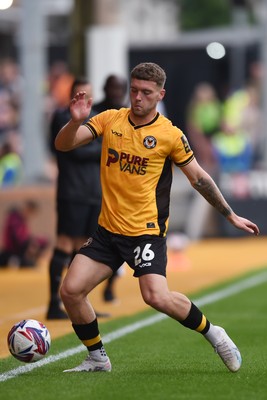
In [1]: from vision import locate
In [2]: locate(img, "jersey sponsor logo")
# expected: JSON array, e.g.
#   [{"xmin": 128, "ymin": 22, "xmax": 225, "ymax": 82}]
[
  {"xmin": 111, "ymin": 129, "xmax": 123, "ymax": 137},
  {"xmin": 106, "ymin": 148, "xmax": 149, "ymax": 175},
  {"xmin": 143, "ymin": 136, "xmax": 157, "ymax": 149},
  {"xmin": 138, "ymin": 262, "xmax": 152, "ymax": 268},
  {"xmin": 181, "ymin": 134, "xmax": 191, "ymax": 153}
]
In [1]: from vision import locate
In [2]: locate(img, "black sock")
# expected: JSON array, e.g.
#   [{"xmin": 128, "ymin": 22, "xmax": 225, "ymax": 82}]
[
  {"xmin": 72, "ymin": 319, "xmax": 103, "ymax": 351},
  {"xmin": 179, "ymin": 302, "xmax": 210, "ymax": 334},
  {"xmin": 105, "ymin": 272, "xmax": 118, "ymax": 290}
]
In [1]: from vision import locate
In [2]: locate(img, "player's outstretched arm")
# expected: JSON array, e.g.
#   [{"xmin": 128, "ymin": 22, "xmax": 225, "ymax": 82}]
[
  {"xmin": 225, "ymin": 213, "xmax": 259, "ymax": 236},
  {"xmin": 55, "ymin": 91, "xmax": 94, "ymax": 151},
  {"xmin": 181, "ymin": 159, "xmax": 260, "ymax": 236}
]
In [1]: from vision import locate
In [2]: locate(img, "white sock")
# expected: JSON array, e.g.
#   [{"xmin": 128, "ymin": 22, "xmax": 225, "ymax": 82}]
[
  {"xmin": 90, "ymin": 346, "xmax": 108, "ymax": 361},
  {"xmin": 203, "ymin": 324, "xmax": 221, "ymax": 346}
]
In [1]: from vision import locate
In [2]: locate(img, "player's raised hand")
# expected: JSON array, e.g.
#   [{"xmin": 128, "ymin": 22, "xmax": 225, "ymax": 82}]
[{"xmin": 70, "ymin": 91, "xmax": 93, "ymax": 123}]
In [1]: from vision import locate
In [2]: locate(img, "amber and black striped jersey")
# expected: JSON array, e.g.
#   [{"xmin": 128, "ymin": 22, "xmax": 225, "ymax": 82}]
[{"xmin": 84, "ymin": 108, "xmax": 194, "ymax": 237}]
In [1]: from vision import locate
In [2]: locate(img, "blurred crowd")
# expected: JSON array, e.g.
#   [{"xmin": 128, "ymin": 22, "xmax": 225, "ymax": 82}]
[
  {"xmin": 186, "ymin": 61, "xmax": 264, "ymax": 179},
  {"xmin": 0, "ymin": 57, "xmax": 265, "ymax": 190},
  {"xmin": 181, "ymin": 62, "xmax": 265, "ymax": 240},
  {"xmin": 0, "ymin": 58, "xmax": 76, "ymax": 188},
  {"xmin": 0, "ymin": 58, "xmax": 23, "ymax": 187}
]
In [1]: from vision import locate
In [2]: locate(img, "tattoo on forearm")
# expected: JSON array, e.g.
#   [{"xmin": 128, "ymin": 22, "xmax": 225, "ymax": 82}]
[{"xmin": 193, "ymin": 177, "xmax": 232, "ymax": 217}]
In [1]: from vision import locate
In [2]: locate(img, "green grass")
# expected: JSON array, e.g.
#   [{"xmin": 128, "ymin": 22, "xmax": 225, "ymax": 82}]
[{"xmin": 1, "ymin": 268, "xmax": 267, "ymax": 400}]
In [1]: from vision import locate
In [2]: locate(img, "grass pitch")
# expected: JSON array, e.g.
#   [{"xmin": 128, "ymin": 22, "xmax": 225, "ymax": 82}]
[{"xmin": 1, "ymin": 268, "xmax": 267, "ymax": 400}]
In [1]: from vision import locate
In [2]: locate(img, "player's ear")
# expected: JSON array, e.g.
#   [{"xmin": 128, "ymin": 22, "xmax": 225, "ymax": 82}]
[{"xmin": 159, "ymin": 88, "xmax": 166, "ymax": 101}]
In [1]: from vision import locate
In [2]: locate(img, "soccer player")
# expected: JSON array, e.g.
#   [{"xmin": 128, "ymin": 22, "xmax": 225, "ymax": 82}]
[{"xmin": 55, "ymin": 62, "xmax": 259, "ymax": 373}]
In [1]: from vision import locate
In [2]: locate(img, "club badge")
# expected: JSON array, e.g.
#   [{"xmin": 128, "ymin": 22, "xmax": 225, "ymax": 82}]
[{"xmin": 143, "ymin": 136, "xmax": 157, "ymax": 149}]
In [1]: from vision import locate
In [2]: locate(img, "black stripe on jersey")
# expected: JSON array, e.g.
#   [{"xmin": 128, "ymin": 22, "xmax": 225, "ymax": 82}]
[
  {"xmin": 156, "ymin": 157, "xmax": 173, "ymax": 237},
  {"xmin": 175, "ymin": 154, "xmax": 195, "ymax": 167},
  {"xmin": 84, "ymin": 123, "xmax": 98, "ymax": 140},
  {"xmin": 128, "ymin": 113, "xmax": 160, "ymax": 129}
]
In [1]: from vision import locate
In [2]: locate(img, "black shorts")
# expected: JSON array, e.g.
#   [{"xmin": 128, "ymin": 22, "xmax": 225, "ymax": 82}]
[
  {"xmin": 78, "ymin": 225, "xmax": 167, "ymax": 277},
  {"xmin": 56, "ymin": 200, "xmax": 101, "ymax": 238}
]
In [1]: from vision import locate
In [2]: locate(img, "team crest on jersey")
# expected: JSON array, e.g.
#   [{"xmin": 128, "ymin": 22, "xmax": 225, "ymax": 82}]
[
  {"xmin": 81, "ymin": 237, "xmax": 93, "ymax": 248},
  {"xmin": 143, "ymin": 136, "xmax": 157, "ymax": 149}
]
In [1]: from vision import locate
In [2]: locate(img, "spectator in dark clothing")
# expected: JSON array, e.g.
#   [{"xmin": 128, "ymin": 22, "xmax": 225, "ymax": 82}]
[
  {"xmin": 0, "ymin": 200, "xmax": 49, "ymax": 268},
  {"xmin": 47, "ymin": 77, "xmax": 108, "ymax": 319},
  {"xmin": 93, "ymin": 74, "xmax": 128, "ymax": 303},
  {"xmin": 93, "ymin": 74, "xmax": 128, "ymax": 114}
]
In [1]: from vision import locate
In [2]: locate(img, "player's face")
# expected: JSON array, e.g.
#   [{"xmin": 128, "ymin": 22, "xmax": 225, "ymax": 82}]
[{"xmin": 130, "ymin": 79, "xmax": 165, "ymax": 120}]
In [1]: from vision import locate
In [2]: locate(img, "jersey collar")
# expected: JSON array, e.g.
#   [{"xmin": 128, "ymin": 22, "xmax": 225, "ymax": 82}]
[{"xmin": 128, "ymin": 112, "xmax": 160, "ymax": 130}]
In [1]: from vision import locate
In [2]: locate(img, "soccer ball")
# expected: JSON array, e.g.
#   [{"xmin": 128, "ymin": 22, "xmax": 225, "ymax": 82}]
[{"xmin": 7, "ymin": 319, "xmax": 51, "ymax": 363}]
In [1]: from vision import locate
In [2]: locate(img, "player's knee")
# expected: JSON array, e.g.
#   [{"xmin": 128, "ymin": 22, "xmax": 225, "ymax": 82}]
[
  {"xmin": 59, "ymin": 282, "xmax": 68, "ymax": 303},
  {"xmin": 60, "ymin": 279, "xmax": 87, "ymax": 307},
  {"xmin": 142, "ymin": 290, "xmax": 164, "ymax": 311},
  {"xmin": 60, "ymin": 281, "xmax": 76, "ymax": 304}
]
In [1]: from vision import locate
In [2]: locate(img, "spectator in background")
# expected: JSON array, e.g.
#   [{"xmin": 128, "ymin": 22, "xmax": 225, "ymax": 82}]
[
  {"xmin": 185, "ymin": 82, "xmax": 222, "ymax": 239},
  {"xmin": 93, "ymin": 74, "xmax": 128, "ymax": 303},
  {"xmin": 0, "ymin": 141, "xmax": 23, "ymax": 187},
  {"xmin": 186, "ymin": 82, "xmax": 222, "ymax": 176},
  {"xmin": 0, "ymin": 59, "xmax": 23, "ymax": 178},
  {"xmin": 222, "ymin": 82, "xmax": 262, "ymax": 169},
  {"xmin": 0, "ymin": 89, "xmax": 21, "ymax": 153},
  {"xmin": 209, "ymin": 79, "xmax": 262, "ymax": 199},
  {"xmin": 44, "ymin": 61, "xmax": 75, "ymax": 124},
  {"xmin": 93, "ymin": 74, "xmax": 128, "ymax": 113},
  {"xmin": 47, "ymin": 61, "xmax": 74, "ymax": 110},
  {"xmin": 0, "ymin": 200, "xmax": 49, "ymax": 268},
  {"xmin": 240, "ymin": 85, "xmax": 262, "ymax": 147},
  {"xmin": 0, "ymin": 58, "xmax": 23, "ymax": 108},
  {"xmin": 46, "ymin": 77, "xmax": 109, "ymax": 320},
  {"xmin": 211, "ymin": 118, "xmax": 253, "ymax": 174}
]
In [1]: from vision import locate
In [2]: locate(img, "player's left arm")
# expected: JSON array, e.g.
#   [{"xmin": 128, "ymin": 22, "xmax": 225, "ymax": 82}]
[{"xmin": 180, "ymin": 158, "xmax": 260, "ymax": 236}]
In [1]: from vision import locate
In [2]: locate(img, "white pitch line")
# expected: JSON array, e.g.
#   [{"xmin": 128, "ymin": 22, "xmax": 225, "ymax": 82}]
[{"xmin": 1, "ymin": 270, "xmax": 267, "ymax": 383}]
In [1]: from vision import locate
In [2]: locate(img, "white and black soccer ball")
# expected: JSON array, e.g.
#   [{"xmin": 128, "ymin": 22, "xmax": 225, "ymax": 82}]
[{"xmin": 7, "ymin": 319, "xmax": 51, "ymax": 363}]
